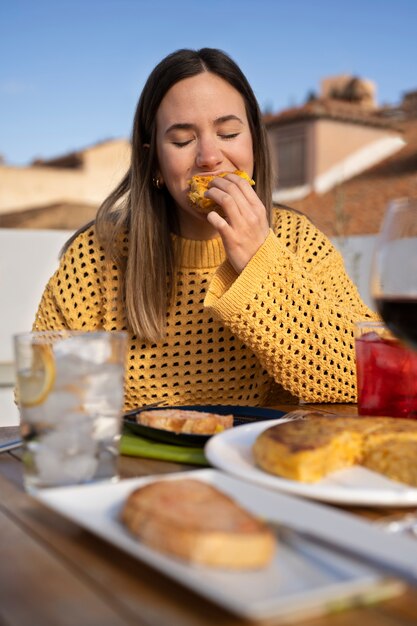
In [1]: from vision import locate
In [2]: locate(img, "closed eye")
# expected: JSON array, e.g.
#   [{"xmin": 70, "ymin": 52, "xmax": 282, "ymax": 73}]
[
  {"xmin": 172, "ymin": 132, "xmax": 239, "ymax": 147},
  {"xmin": 220, "ymin": 133, "xmax": 240, "ymax": 140},
  {"xmin": 172, "ymin": 139, "xmax": 193, "ymax": 148}
]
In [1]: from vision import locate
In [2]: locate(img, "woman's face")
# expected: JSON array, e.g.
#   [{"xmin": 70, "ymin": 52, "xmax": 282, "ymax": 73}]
[{"xmin": 155, "ymin": 72, "xmax": 254, "ymax": 238}]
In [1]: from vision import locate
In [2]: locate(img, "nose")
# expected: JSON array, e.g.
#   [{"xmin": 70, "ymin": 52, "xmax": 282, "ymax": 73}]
[{"xmin": 195, "ymin": 134, "xmax": 223, "ymax": 170}]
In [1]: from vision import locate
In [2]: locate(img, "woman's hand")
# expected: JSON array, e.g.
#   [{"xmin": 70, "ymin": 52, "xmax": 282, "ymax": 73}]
[{"xmin": 205, "ymin": 172, "xmax": 270, "ymax": 274}]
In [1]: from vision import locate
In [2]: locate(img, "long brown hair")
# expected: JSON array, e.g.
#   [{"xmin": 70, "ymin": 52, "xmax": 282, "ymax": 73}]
[{"xmin": 94, "ymin": 48, "xmax": 274, "ymax": 341}]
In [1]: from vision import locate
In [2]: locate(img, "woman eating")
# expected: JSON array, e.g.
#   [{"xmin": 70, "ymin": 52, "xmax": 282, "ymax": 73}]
[{"xmin": 33, "ymin": 47, "xmax": 375, "ymax": 411}]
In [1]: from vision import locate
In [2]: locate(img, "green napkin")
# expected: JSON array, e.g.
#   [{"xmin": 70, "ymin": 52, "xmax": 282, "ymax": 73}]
[{"xmin": 120, "ymin": 431, "xmax": 209, "ymax": 466}]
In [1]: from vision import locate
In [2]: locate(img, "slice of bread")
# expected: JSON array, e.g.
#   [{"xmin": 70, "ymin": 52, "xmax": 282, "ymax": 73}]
[
  {"xmin": 187, "ymin": 170, "xmax": 255, "ymax": 215},
  {"xmin": 137, "ymin": 408, "xmax": 233, "ymax": 435},
  {"xmin": 121, "ymin": 478, "xmax": 275, "ymax": 569}
]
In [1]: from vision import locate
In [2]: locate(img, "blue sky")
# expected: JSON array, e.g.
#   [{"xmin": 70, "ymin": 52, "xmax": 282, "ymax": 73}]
[{"xmin": 1, "ymin": 0, "xmax": 416, "ymax": 166}]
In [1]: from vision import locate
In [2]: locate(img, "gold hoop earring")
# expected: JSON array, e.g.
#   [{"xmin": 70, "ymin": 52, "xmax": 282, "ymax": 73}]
[{"xmin": 153, "ymin": 176, "xmax": 163, "ymax": 190}]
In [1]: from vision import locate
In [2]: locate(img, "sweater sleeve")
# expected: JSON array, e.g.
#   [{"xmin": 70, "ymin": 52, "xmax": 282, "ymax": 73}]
[
  {"xmin": 33, "ymin": 228, "xmax": 107, "ymax": 331},
  {"xmin": 204, "ymin": 210, "xmax": 377, "ymax": 403}
]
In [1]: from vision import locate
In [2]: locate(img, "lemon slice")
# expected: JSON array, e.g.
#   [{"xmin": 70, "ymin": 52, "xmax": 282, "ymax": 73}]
[{"xmin": 18, "ymin": 344, "xmax": 56, "ymax": 407}]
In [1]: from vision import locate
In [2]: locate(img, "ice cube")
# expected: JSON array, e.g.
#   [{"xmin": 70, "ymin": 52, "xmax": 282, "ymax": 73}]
[
  {"xmin": 53, "ymin": 354, "xmax": 94, "ymax": 388},
  {"xmin": 22, "ymin": 390, "xmax": 80, "ymax": 425},
  {"xmin": 34, "ymin": 424, "xmax": 99, "ymax": 485},
  {"xmin": 82, "ymin": 363, "xmax": 124, "ymax": 414},
  {"xmin": 35, "ymin": 446, "xmax": 98, "ymax": 485},
  {"xmin": 61, "ymin": 454, "xmax": 98, "ymax": 482},
  {"xmin": 53, "ymin": 335, "xmax": 111, "ymax": 365},
  {"xmin": 93, "ymin": 415, "xmax": 120, "ymax": 440},
  {"xmin": 361, "ymin": 331, "xmax": 381, "ymax": 343},
  {"xmin": 41, "ymin": 421, "xmax": 97, "ymax": 454}
]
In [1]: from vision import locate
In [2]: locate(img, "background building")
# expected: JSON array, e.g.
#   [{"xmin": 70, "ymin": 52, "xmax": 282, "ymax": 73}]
[
  {"xmin": 266, "ymin": 77, "xmax": 417, "ymax": 237},
  {"xmin": 0, "ymin": 139, "xmax": 130, "ymax": 229}
]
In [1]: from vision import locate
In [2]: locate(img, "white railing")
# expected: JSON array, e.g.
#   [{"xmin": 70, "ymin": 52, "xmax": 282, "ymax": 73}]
[
  {"xmin": 332, "ymin": 234, "xmax": 375, "ymax": 309},
  {"xmin": 0, "ymin": 228, "xmax": 71, "ymax": 365}
]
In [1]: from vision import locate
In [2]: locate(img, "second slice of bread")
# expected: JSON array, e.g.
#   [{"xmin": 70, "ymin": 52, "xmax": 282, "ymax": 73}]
[{"xmin": 121, "ymin": 478, "xmax": 275, "ymax": 569}]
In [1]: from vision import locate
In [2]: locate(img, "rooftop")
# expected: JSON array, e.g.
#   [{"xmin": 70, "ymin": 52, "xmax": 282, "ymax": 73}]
[
  {"xmin": 288, "ymin": 116, "xmax": 417, "ymax": 236},
  {"xmin": 264, "ymin": 97, "xmax": 401, "ymax": 130}
]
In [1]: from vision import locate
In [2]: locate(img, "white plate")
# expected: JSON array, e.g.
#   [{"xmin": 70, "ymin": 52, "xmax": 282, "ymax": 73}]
[
  {"xmin": 34, "ymin": 469, "xmax": 402, "ymax": 621},
  {"xmin": 205, "ymin": 418, "xmax": 417, "ymax": 507}
]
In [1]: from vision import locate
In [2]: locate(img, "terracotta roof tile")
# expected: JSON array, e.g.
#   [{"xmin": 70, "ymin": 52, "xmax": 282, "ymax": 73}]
[
  {"xmin": 288, "ymin": 118, "xmax": 417, "ymax": 236},
  {"xmin": 264, "ymin": 98, "xmax": 400, "ymax": 130}
]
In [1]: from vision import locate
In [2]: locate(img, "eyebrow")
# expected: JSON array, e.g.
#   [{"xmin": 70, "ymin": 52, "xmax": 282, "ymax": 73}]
[{"xmin": 165, "ymin": 115, "xmax": 244, "ymax": 135}]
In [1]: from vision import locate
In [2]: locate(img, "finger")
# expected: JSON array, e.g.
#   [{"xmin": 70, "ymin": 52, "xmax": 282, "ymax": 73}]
[
  {"xmin": 209, "ymin": 187, "xmax": 269, "ymax": 244},
  {"xmin": 220, "ymin": 174, "xmax": 269, "ymax": 229},
  {"xmin": 223, "ymin": 172, "xmax": 256, "ymax": 201},
  {"xmin": 206, "ymin": 209, "xmax": 230, "ymax": 231},
  {"xmin": 227, "ymin": 178, "xmax": 267, "ymax": 224},
  {"xmin": 209, "ymin": 174, "xmax": 257, "ymax": 217},
  {"xmin": 204, "ymin": 186, "xmax": 242, "ymax": 222}
]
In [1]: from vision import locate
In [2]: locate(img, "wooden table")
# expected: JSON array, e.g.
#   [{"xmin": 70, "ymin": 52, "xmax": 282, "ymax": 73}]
[{"xmin": 1, "ymin": 404, "xmax": 417, "ymax": 626}]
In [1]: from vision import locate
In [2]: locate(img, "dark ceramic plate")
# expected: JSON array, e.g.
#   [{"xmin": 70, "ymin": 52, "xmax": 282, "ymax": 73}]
[{"xmin": 123, "ymin": 405, "xmax": 286, "ymax": 447}]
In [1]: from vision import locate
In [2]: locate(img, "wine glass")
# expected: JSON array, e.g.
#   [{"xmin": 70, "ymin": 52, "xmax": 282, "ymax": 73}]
[
  {"xmin": 369, "ymin": 198, "xmax": 417, "ymax": 531},
  {"xmin": 371, "ymin": 197, "xmax": 417, "ymax": 350}
]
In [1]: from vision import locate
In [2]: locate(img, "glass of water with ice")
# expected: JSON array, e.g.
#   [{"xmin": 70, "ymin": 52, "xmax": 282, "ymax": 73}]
[{"xmin": 14, "ymin": 330, "xmax": 127, "ymax": 492}]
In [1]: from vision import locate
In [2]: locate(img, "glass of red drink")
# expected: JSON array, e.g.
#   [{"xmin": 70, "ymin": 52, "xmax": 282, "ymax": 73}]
[{"xmin": 355, "ymin": 321, "xmax": 417, "ymax": 418}]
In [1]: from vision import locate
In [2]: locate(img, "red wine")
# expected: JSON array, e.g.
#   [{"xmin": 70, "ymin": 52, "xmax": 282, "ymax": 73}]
[{"xmin": 375, "ymin": 296, "xmax": 417, "ymax": 349}]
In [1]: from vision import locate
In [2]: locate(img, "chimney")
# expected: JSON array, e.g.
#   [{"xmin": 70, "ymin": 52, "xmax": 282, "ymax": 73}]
[{"xmin": 320, "ymin": 74, "xmax": 377, "ymax": 110}]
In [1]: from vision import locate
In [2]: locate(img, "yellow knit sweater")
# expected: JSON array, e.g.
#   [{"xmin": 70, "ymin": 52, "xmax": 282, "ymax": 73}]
[{"xmin": 33, "ymin": 209, "xmax": 375, "ymax": 410}]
